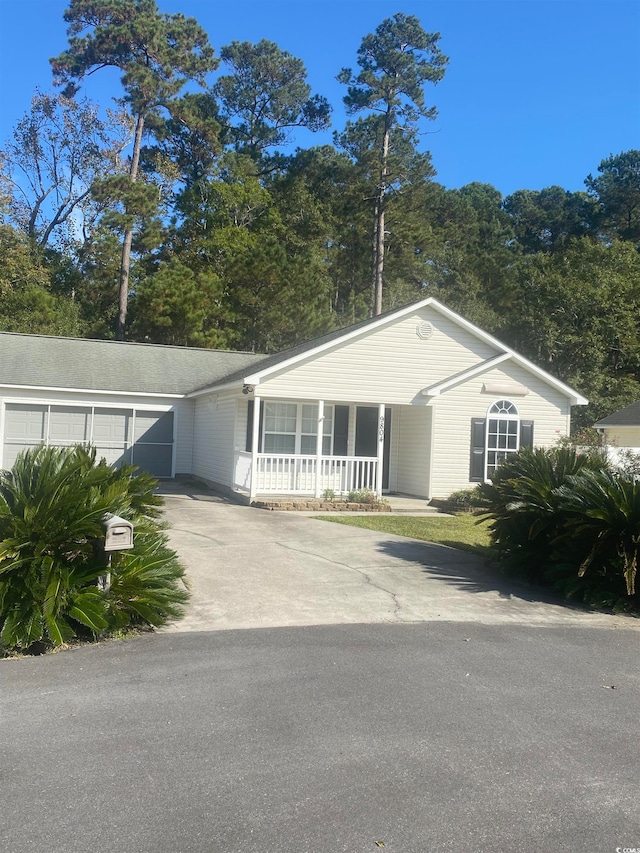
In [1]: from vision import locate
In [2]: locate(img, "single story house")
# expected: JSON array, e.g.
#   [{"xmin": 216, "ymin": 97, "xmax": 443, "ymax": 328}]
[
  {"xmin": 594, "ymin": 400, "xmax": 640, "ymax": 466},
  {"xmin": 0, "ymin": 297, "xmax": 587, "ymax": 501}
]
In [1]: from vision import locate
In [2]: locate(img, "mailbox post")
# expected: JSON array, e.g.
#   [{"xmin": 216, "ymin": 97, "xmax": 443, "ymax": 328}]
[{"xmin": 98, "ymin": 514, "xmax": 134, "ymax": 591}]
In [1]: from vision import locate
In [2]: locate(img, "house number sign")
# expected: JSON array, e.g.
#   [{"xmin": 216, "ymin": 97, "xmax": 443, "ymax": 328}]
[{"xmin": 379, "ymin": 416, "xmax": 385, "ymax": 442}]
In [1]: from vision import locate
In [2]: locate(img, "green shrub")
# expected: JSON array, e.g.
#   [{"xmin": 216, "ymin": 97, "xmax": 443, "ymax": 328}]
[
  {"xmin": 0, "ymin": 445, "xmax": 188, "ymax": 654},
  {"xmin": 556, "ymin": 469, "xmax": 640, "ymax": 598},
  {"xmin": 478, "ymin": 446, "xmax": 606, "ymax": 583},
  {"xmin": 347, "ymin": 488, "xmax": 386, "ymax": 505},
  {"xmin": 479, "ymin": 446, "xmax": 640, "ymax": 611},
  {"xmin": 445, "ymin": 487, "xmax": 487, "ymax": 508}
]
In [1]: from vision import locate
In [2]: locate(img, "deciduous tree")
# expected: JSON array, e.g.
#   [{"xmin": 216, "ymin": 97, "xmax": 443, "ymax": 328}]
[{"xmin": 1, "ymin": 90, "xmax": 128, "ymax": 251}]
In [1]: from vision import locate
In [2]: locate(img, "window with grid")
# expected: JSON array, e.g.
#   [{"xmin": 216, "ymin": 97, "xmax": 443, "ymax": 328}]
[
  {"xmin": 300, "ymin": 404, "xmax": 333, "ymax": 455},
  {"xmin": 262, "ymin": 402, "xmax": 334, "ymax": 455},
  {"xmin": 263, "ymin": 402, "xmax": 297, "ymax": 453},
  {"xmin": 486, "ymin": 400, "xmax": 519, "ymax": 477}
]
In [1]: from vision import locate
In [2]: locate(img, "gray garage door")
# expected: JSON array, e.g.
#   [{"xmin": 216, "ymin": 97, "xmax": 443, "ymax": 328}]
[{"xmin": 3, "ymin": 404, "xmax": 174, "ymax": 477}]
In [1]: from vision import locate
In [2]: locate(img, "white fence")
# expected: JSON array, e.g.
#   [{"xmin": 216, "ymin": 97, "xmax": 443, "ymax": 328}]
[
  {"xmin": 233, "ymin": 452, "xmax": 379, "ymax": 495},
  {"xmin": 606, "ymin": 446, "xmax": 640, "ymax": 471}
]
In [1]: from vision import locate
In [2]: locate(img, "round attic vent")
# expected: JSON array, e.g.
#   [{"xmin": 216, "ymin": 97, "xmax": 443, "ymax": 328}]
[{"xmin": 416, "ymin": 321, "xmax": 434, "ymax": 340}]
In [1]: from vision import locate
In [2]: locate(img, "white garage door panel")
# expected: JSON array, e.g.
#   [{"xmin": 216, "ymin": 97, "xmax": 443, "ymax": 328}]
[
  {"xmin": 49, "ymin": 406, "xmax": 90, "ymax": 443},
  {"xmin": 93, "ymin": 408, "xmax": 132, "ymax": 469},
  {"xmin": 2, "ymin": 404, "xmax": 174, "ymax": 477},
  {"xmin": 134, "ymin": 411, "xmax": 173, "ymax": 443},
  {"xmin": 93, "ymin": 408, "xmax": 131, "ymax": 442},
  {"xmin": 4, "ymin": 404, "xmax": 48, "ymax": 440},
  {"xmin": 3, "ymin": 404, "xmax": 48, "ymax": 468}
]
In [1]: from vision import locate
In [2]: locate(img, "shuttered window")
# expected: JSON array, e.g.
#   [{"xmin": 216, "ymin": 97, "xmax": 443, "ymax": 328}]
[{"xmin": 471, "ymin": 401, "xmax": 534, "ymax": 481}]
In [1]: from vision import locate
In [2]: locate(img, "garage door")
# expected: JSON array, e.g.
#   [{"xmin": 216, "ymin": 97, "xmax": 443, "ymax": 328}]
[{"xmin": 3, "ymin": 404, "xmax": 174, "ymax": 477}]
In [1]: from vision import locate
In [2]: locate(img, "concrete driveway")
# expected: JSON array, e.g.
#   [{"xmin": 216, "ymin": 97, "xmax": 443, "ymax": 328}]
[{"xmin": 160, "ymin": 487, "xmax": 635, "ymax": 633}]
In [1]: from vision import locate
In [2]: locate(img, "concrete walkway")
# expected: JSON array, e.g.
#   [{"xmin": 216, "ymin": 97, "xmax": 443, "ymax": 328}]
[{"xmin": 159, "ymin": 487, "xmax": 637, "ymax": 633}]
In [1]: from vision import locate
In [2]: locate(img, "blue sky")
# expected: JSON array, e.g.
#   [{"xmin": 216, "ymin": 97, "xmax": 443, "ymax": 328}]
[{"xmin": 0, "ymin": 0, "xmax": 637, "ymax": 197}]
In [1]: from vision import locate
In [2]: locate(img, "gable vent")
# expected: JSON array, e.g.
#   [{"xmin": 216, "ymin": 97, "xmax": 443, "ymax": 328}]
[
  {"xmin": 482, "ymin": 382, "xmax": 529, "ymax": 396},
  {"xmin": 416, "ymin": 321, "xmax": 434, "ymax": 340}
]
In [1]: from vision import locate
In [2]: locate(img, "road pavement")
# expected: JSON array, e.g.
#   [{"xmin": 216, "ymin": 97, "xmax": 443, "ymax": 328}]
[{"xmin": 2, "ymin": 488, "xmax": 639, "ymax": 852}]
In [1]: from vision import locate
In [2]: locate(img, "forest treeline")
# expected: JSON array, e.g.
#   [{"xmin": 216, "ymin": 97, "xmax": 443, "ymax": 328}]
[{"xmin": 0, "ymin": 1, "xmax": 638, "ymax": 429}]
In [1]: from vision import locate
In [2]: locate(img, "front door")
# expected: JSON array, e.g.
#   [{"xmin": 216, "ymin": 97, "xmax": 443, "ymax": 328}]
[{"xmin": 355, "ymin": 406, "xmax": 391, "ymax": 491}]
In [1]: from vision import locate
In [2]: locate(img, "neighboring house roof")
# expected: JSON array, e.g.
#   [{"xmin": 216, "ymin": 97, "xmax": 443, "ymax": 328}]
[
  {"xmin": 594, "ymin": 400, "xmax": 640, "ymax": 428},
  {"xmin": 0, "ymin": 332, "xmax": 265, "ymax": 396},
  {"xmin": 189, "ymin": 297, "xmax": 588, "ymax": 406}
]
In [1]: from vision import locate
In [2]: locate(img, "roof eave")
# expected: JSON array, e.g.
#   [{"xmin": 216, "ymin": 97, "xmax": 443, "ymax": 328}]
[
  {"xmin": 0, "ymin": 383, "xmax": 186, "ymax": 399},
  {"xmin": 186, "ymin": 379, "xmax": 244, "ymax": 398}
]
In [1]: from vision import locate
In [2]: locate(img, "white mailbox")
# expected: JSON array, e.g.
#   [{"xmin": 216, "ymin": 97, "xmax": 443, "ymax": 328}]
[{"xmin": 101, "ymin": 514, "xmax": 134, "ymax": 552}]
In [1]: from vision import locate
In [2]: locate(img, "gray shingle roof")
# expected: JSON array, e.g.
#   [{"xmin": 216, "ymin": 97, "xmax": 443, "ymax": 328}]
[
  {"xmin": 0, "ymin": 332, "xmax": 266, "ymax": 395},
  {"xmin": 594, "ymin": 400, "xmax": 640, "ymax": 428}
]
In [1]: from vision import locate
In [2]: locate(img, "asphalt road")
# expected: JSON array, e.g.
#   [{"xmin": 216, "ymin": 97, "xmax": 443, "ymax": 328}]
[{"xmin": 2, "ymin": 622, "xmax": 639, "ymax": 853}]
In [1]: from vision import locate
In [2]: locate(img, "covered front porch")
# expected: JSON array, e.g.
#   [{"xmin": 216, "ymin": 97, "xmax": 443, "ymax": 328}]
[{"xmin": 233, "ymin": 397, "xmax": 404, "ymax": 501}]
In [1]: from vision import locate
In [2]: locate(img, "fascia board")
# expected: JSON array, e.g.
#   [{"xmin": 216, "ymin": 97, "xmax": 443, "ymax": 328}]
[
  {"xmin": 186, "ymin": 380, "xmax": 244, "ymax": 398},
  {"xmin": 595, "ymin": 421, "xmax": 640, "ymax": 429},
  {"xmin": 0, "ymin": 383, "xmax": 185, "ymax": 399}
]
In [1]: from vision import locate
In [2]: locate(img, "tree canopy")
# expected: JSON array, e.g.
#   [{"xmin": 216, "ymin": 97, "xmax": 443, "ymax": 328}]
[{"xmin": 0, "ymin": 3, "xmax": 637, "ymax": 429}]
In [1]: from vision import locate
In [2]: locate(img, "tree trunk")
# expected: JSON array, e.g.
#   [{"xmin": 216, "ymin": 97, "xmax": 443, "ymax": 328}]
[
  {"xmin": 116, "ymin": 113, "xmax": 145, "ymax": 341},
  {"xmin": 373, "ymin": 119, "xmax": 391, "ymax": 317}
]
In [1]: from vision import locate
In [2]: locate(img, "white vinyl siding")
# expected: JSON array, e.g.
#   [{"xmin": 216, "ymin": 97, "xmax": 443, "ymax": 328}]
[
  {"xmin": 429, "ymin": 363, "xmax": 570, "ymax": 498},
  {"xmin": 192, "ymin": 392, "xmax": 237, "ymax": 488},
  {"xmin": 257, "ymin": 307, "xmax": 499, "ymax": 405},
  {"xmin": 393, "ymin": 405, "xmax": 431, "ymax": 498}
]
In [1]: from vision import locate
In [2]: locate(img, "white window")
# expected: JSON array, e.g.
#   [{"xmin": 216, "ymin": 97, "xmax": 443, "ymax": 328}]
[
  {"xmin": 486, "ymin": 400, "xmax": 520, "ymax": 477},
  {"xmin": 263, "ymin": 402, "xmax": 297, "ymax": 453},
  {"xmin": 262, "ymin": 402, "xmax": 333, "ymax": 455}
]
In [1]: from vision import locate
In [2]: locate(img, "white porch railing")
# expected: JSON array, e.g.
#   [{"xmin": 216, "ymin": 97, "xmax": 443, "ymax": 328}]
[
  {"xmin": 233, "ymin": 450, "xmax": 253, "ymax": 493},
  {"xmin": 233, "ymin": 452, "xmax": 378, "ymax": 495}
]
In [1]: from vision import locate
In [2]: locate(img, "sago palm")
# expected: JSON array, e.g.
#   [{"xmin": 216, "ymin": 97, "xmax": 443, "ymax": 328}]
[
  {"xmin": 0, "ymin": 445, "xmax": 188, "ymax": 653},
  {"xmin": 556, "ymin": 469, "xmax": 640, "ymax": 597}
]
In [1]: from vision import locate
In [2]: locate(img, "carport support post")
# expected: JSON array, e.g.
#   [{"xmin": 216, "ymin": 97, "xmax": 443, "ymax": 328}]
[
  {"xmin": 376, "ymin": 403, "xmax": 385, "ymax": 497},
  {"xmin": 249, "ymin": 394, "xmax": 260, "ymax": 501},
  {"xmin": 315, "ymin": 399, "xmax": 325, "ymax": 498}
]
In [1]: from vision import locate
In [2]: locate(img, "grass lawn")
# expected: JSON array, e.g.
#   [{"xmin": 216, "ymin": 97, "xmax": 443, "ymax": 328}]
[{"xmin": 315, "ymin": 512, "xmax": 493, "ymax": 557}]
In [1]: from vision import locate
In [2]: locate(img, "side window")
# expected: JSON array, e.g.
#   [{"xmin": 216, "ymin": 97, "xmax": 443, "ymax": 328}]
[
  {"xmin": 470, "ymin": 401, "xmax": 534, "ymax": 481},
  {"xmin": 486, "ymin": 400, "xmax": 519, "ymax": 477}
]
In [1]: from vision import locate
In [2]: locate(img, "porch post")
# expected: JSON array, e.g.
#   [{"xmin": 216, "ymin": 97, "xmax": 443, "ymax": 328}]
[
  {"xmin": 375, "ymin": 403, "xmax": 385, "ymax": 497},
  {"xmin": 315, "ymin": 399, "xmax": 324, "ymax": 498},
  {"xmin": 249, "ymin": 395, "xmax": 260, "ymax": 501}
]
